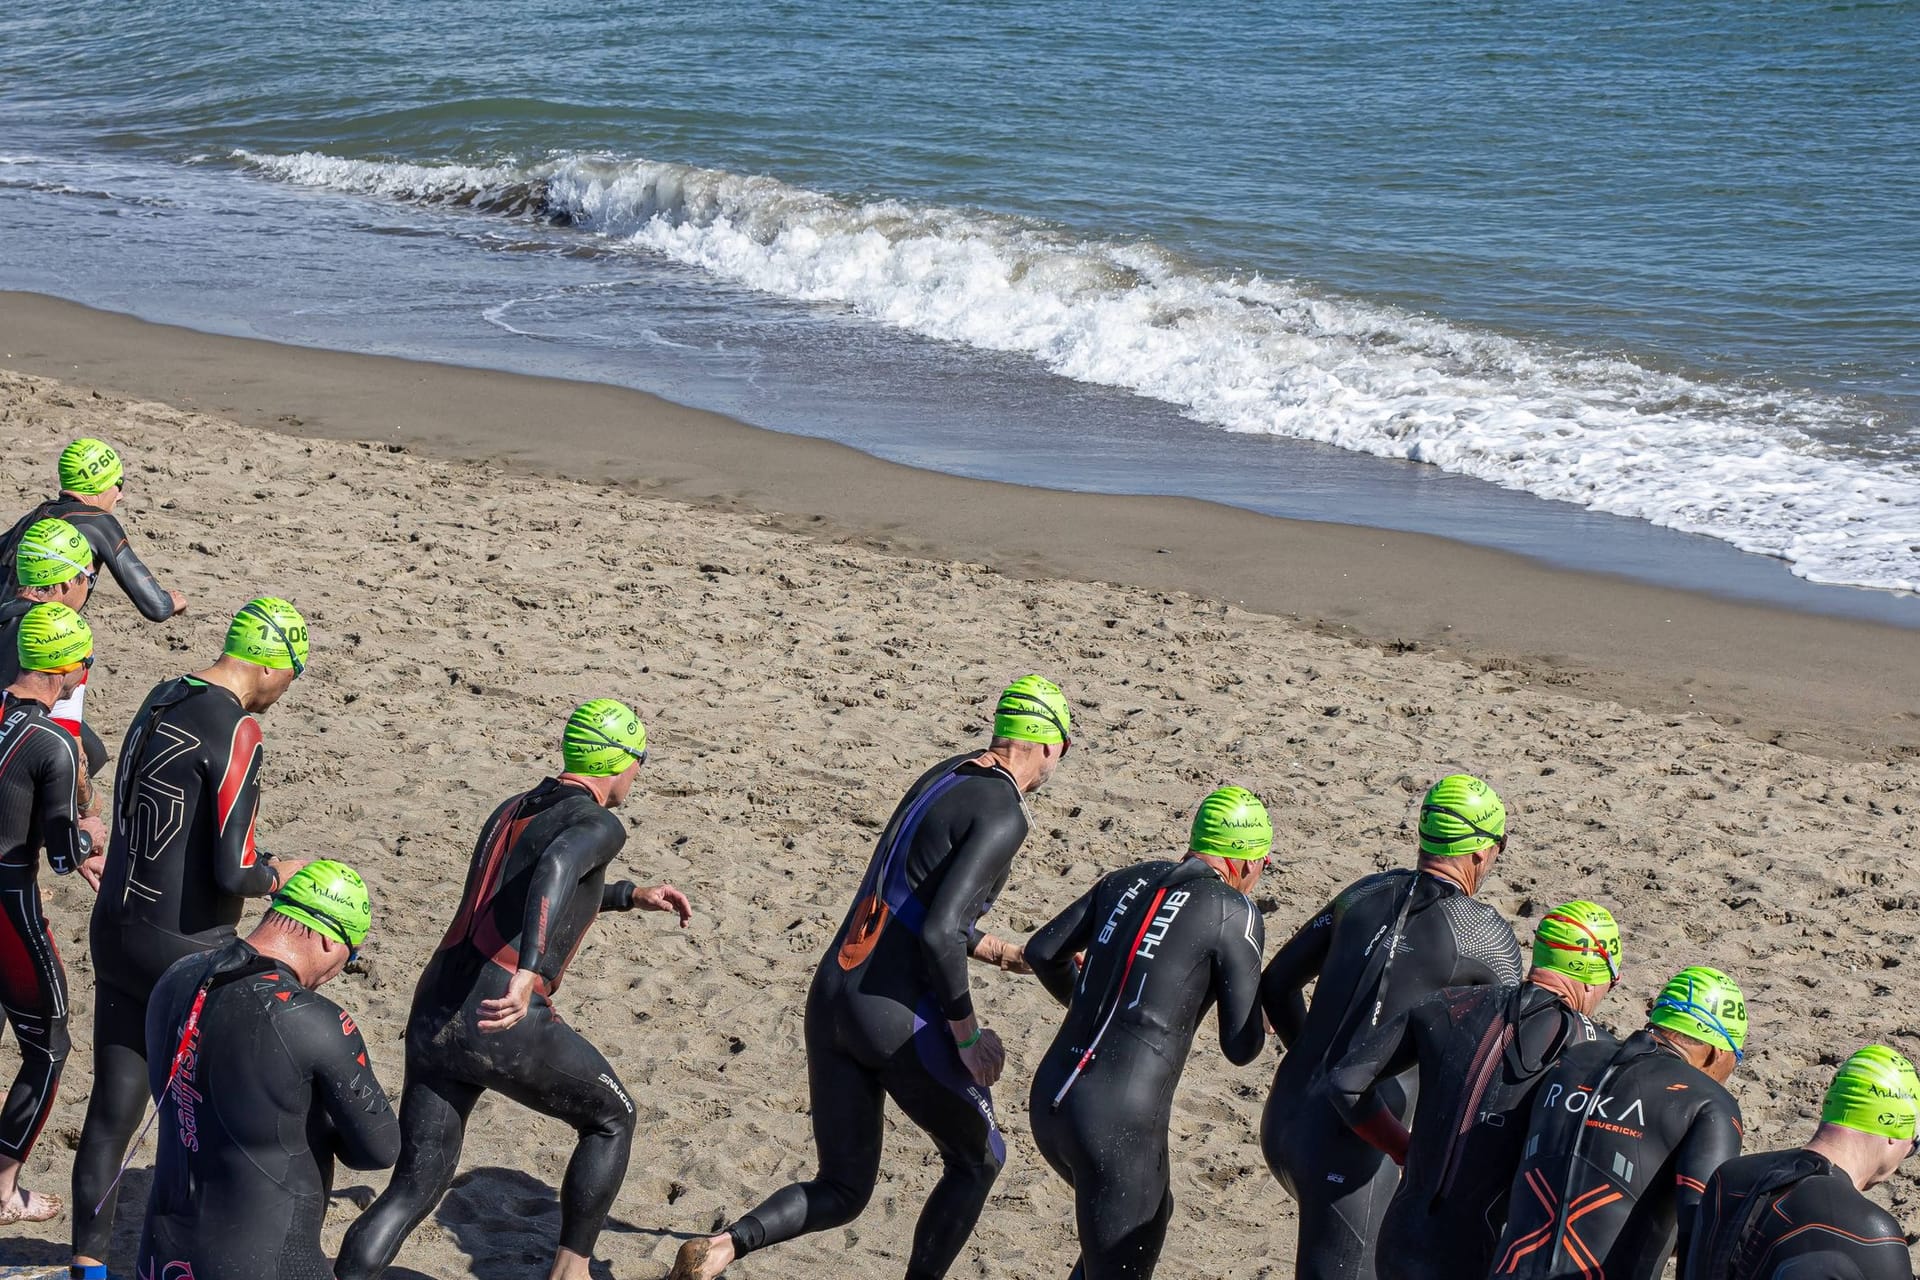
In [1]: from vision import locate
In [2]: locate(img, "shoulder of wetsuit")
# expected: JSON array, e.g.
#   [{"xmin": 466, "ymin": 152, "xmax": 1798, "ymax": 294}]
[
  {"xmin": 0, "ymin": 596, "xmax": 30, "ymax": 627},
  {"xmin": 67, "ymin": 506, "xmax": 126, "ymax": 555},
  {"xmin": 1335, "ymin": 868, "xmax": 1413, "ymax": 909}
]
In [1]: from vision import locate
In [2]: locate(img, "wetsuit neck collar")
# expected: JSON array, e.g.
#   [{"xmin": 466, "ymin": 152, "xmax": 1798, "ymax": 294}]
[{"xmin": 964, "ymin": 755, "xmax": 1030, "ymax": 820}]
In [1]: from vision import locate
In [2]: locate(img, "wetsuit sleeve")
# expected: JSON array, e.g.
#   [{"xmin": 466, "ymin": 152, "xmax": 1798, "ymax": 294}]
[
  {"xmin": 1673, "ymin": 1094, "xmax": 1745, "ymax": 1264},
  {"xmin": 919, "ymin": 799, "xmax": 1027, "ymax": 1022},
  {"xmin": 1260, "ymin": 898, "xmax": 1333, "ymax": 1046},
  {"xmin": 1326, "ymin": 1008, "xmax": 1419, "ymax": 1159},
  {"xmin": 286, "ymin": 1001, "xmax": 399, "ymax": 1172},
  {"xmin": 209, "ymin": 714, "xmax": 275, "ymax": 899},
  {"xmin": 1025, "ymin": 883, "xmax": 1099, "ymax": 1008},
  {"xmin": 600, "ymin": 879, "xmax": 637, "ymax": 912},
  {"xmin": 1213, "ymin": 894, "xmax": 1267, "ymax": 1066},
  {"xmin": 32, "ymin": 728, "xmax": 86, "ymax": 876},
  {"xmin": 85, "ymin": 511, "xmax": 177, "ymax": 621},
  {"xmin": 517, "ymin": 814, "xmax": 623, "ymax": 982}
]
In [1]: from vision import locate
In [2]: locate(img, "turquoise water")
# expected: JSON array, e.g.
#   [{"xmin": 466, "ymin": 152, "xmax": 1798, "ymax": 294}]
[{"xmin": 3, "ymin": 0, "xmax": 1917, "ymax": 599}]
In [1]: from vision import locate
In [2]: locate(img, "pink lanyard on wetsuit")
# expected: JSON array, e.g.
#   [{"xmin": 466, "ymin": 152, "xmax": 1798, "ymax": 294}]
[
  {"xmin": 1049, "ymin": 877, "xmax": 1176, "ymax": 1111},
  {"xmin": 93, "ymin": 964, "xmax": 216, "ymax": 1214}
]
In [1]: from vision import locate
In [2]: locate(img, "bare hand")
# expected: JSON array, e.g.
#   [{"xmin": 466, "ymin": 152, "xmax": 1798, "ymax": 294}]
[
  {"xmin": 268, "ymin": 857, "xmax": 310, "ymax": 892},
  {"xmin": 637, "ymin": 883, "xmax": 692, "ymax": 927},
  {"xmin": 476, "ymin": 968, "xmax": 540, "ymax": 1033},
  {"xmin": 957, "ymin": 1027, "xmax": 1006, "ymax": 1088},
  {"xmin": 168, "ymin": 590, "xmax": 188, "ymax": 616},
  {"xmin": 78, "ymin": 852, "xmax": 107, "ymax": 891}
]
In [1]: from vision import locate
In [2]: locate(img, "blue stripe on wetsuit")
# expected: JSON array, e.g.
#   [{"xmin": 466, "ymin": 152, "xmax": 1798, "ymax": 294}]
[{"xmin": 853, "ymin": 767, "xmax": 971, "ymax": 936}]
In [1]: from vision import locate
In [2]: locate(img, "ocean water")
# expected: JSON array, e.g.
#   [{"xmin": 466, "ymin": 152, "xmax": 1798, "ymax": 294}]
[{"xmin": 2, "ymin": 1, "xmax": 1916, "ymax": 606}]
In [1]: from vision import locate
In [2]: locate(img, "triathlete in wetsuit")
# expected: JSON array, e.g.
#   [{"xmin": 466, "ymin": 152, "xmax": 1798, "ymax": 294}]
[
  {"xmin": 337, "ymin": 699, "xmax": 691, "ymax": 1280},
  {"xmin": 1493, "ymin": 965, "xmax": 1748, "ymax": 1280},
  {"xmin": 1025, "ymin": 786, "xmax": 1271, "ymax": 1280},
  {"xmin": 139, "ymin": 861, "xmax": 396, "ymax": 1280},
  {"xmin": 0, "ymin": 517, "xmax": 109, "ymax": 782},
  {"xmin": 0, "ymin": 605, "xmax": 105, "ymax": 1225},
  {"xmin": 1684, "ymin": 1045, "xmax": 1919, "ymax": 1280},
  {"xmin": 1261, "ymin": 773, "xmax": 1525, "ymax": 1280},
  {"xmin": 0, "ymin": 438, "xmax": 186, "ymax": 623},
  {"xmin": 71, "ymin": 598, "xmax": 311, "ymax": 1277},
  {"xmin": 1328, "ymin": 901, "xmax": 1623, "ymax": 1280},
  {"xmin": 669, "ymin": 675, "xmax": 1073, "ymax": 1280}
]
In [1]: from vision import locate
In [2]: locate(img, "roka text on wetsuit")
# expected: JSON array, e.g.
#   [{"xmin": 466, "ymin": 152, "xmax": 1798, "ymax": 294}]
[
  {"xmin": 0, "ymin": 690, "xmax": 90, "ymax": 1168},
  {"xmin": 1025, "ymin": 857, "xmax": 1266, "ymax": 1280},
  {"xmin": 1683, "ymin": 1149, "xmax": 1914, "ymax": 1280},
  {"xmin": 1329, "ymin": 982, "xmax": 1611, "ymax": 1280},
  {"xmin": 1493, "ymin": 1029, "xmax": 1744, "ymax": 1280},
  {"xmin": 72, "ymin": 675, "xmax": 280, "ymax": 1262},
  {"xmin": 715, "ymin": 753, "xmax": 1029, "ymax": 1280},
  {"xmin": 0, "ymin": 497, "xmax": 175, "ymax": 622},
  {"xmin": 1261, "ymin": 868, "xmax": 1524, "ymax": 1280},
  {"xmin": 333, "ymin": 776, "xmax": 641, "ymax": 1279},
  {"xmin": 138, "ymin": 940, "xmax": 399, "ymax": 1280}
]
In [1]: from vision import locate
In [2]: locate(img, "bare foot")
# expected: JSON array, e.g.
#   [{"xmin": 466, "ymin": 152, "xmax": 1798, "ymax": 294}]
[
  {"xmin": 0, "ymin": 1184, "xmax": 63, "ymax": 1224},
  {"xmin": 667, "ymin": 1235, "xmax": 736, "ymax": 1280}
]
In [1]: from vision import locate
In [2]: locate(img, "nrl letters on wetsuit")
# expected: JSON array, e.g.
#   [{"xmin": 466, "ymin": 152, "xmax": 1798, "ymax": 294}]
[
  {"xmin": 1259, "ymin": 867, "xmax": 1524, "ymax": 1280},
  {"xmin": 712, "ymin": 754, "xmax": 1028, "ymax": 1280},
  {"xmin": 1024, "ymin": 857, "xmax": 1265, "ymax": 1280},
  {"xmin": 0, "ymin": 690, "xmax": 88, "ymax": 1164},
  {"xmin": 72, "ymin": 674, "xmax": 275, "ymax": 1263},
  {"xmin": 0, "ymin": 497, "xmax": 175, "ymax": 621},
  {"xmin": 1683, "ymin": 1149, "xmax": 1914, "ymax": 1280},
  {"xmin": 1328, "ymin": 982, "xmax": 1612, "ymax": 1280},
  {"xmin": 333, "ymin": 777, "xmax": 639, "ymax": 1280},
  {"xmin": 1493, "ymin": 1029, "xmax": 1745, "ymax": 1280},
  {"xmin": 139, "ymin": 940, "xmax": 399, "ymax": 1280}
]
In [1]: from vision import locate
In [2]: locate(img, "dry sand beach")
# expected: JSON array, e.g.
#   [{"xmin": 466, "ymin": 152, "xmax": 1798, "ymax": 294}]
[{"xmin": 1, "ymin": 319, "xmax": 1918, "ymax": 1276}]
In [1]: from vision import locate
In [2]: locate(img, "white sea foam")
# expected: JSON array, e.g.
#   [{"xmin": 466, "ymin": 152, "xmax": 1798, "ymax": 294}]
[{"xmin": 236, "ymin": 150, "xmax": 1920, "ymax": 593}]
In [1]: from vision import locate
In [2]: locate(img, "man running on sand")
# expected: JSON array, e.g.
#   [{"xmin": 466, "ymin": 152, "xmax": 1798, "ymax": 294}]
[
  {"xmin": 138, "ymin": 861, "xmax": 396, "ymax": 1280},
  {"xmin": 1328, "ymin": 900, "xmax": 1623, "ymax": 1280},
  {"xmin": 1025, "ymin": 786, "xmax": 1271, "ymax": 1280},
  {"xmin": 0, "ymin": 604, "xmax": 107, "ymax": 1225},
  {"xmin": 1492, "ymin": 965, "xmax": 1748, "ymax": 1280},
  {"xmin": 1684, "ymin": 1044, "xmax": 1919, "ymax": 1280},
  {"xmin": 669, "ymin": 675, "xmax": 1071, "ymax": 1280},
  {"xmin": 0, "ymin": 517, "xmax": 111, "ymax": 784},
  {"xmin": 336, "ymin": 699, "xmax": 692, "ymax": 1280},
  {"xmin": 1261, "ymin": 773, "xmax": 1526, "ymax": 1280},
  {"xmin": 71, "ymin": 597, "xmax": 313, "ymax": 1278},
  {"xmin": 1, "ymin": 437, "xmax": 187, "ymax": 623}
]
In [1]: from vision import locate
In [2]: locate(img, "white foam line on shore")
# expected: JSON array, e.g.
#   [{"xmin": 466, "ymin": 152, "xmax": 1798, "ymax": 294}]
[{"xmin": 236, "ymin": 148, "xmax": 1920, "ymax": 593}]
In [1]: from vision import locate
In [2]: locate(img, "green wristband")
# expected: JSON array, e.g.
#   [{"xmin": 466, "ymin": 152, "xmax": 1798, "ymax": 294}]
[{"xmin": 956, "ymin": 1027, "xmax": 983, "ymax": 1050}]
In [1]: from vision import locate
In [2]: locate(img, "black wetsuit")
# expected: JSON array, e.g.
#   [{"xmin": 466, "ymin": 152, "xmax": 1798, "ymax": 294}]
[
  {"xmin": 334, "ymin": 777, "xmax": 639, "ymax": 1279},
  {"xmin": 719, "ymin": 754, "xmax": 1029, "ymax": 1280},
  {"xmin": 1260, "ymin": 868, "xmax": 1525, "ymax": 1280},
  {"xmin": 0, "ymin": 595, "xmax": 109, "ymax": 778},
  {"xmin": 137, "ymin": 940, "xmax": 399, "ymax": 1280},
  {"xmin": 1683, "ymin": 1149, "xmax": 1913, "ymax": 1280},
  {"xmin": 0, "ymin": 496, "xmax": 176, "ymax": 622},
  {"xmin": 0, "ymin": 691, "xmax": 89, "ymax": 1165},
  {"xmin": 1025, "ymin": 857, "xmax": 1266, "ymax": 1280},
  {"xmin": 1492, "ymin": 1029, "xmax": 1745, "ymax": 1280},
  {"xmin": 1328, "ymin": 982, "xmax": 1611, "ymax": 1280},
  {"xmin": 73, "ymin": 676, "xmax": 278, "ymax": 1262}
]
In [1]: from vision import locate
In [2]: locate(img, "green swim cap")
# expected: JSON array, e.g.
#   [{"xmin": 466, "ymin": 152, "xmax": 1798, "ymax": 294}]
[
  {"xmin": 270, "ymin": 859, "xmax": 371, "ymax": 948},
  {"xmin": 1532, "ymin": 901, "xmax": 1621, "ymax": 986},
  {"xmin": 1649, "ymin": 965, "xmax": 1748, "ymax": 1058},
  {"xmin": 17, "ymin": 602, "xmax": 93, "ymax": 672},
  {"xmin": 15, "ymin": 517, "xmax": 92, "ymax": 587},
  {"xmin": 562, "ymin": 698, "xmax": 648, "ymax": 776},
  {"xmin": 59, "ymin": 438, "xmax": 123, "ymax": 495},
  {"xmin": 993, "ymin": 675, "xmax": 1071, "ymax": 746},
  {"xmin": 1190, "ymin": 786, "xmax": 1273, "ymax": 860},
  {"xmin": 1821, "ymin": 1045, "xmax": 1920, "ymax": 1141},
  {"xmin": 1418, "ymin": 774, "xmax": 1507, "ymax": 856},
  {"xmin": 224, "ymin": 598, "xmax": 309, "ymax": 673}
]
